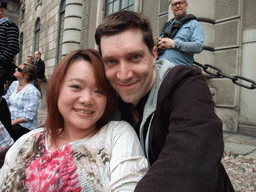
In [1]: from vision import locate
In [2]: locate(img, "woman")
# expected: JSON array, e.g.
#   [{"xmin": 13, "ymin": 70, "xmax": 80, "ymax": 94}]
[
  {"xmin": 0, "ymin": 63, "xmax": 41, "ymax": 141},
  {"xmin": 0, "ymin": 49, "xmax": 149, "ymax": 191}
]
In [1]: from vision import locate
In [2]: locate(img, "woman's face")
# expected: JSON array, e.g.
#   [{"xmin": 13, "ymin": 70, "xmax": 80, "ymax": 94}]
[
  {"xmin": 14, "ymin": 64, "xmax": 25, "ymax": 79},
  {"xmin": 57, "ymin": 59, "xmax": 107, "ymax": 136}
]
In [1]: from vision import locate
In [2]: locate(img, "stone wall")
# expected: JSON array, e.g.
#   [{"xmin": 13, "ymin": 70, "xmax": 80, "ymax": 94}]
[{"xmin": 16, "ymin": 0, "xmax": 256, "ymax": 135}]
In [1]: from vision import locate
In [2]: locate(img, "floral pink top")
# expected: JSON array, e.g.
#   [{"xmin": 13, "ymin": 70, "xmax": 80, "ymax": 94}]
[{"xmin": 0, "ymin": 121, "xmax": 149, "ymax": 191}]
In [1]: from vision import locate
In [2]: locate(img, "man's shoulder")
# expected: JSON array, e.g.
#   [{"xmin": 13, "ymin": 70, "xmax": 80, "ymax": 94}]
[
  {"xmin": 1, "ymin": 20, "xmax": 19, "ymax": 30},
  {"xmin": 184, "ymin": 19, "xmax": 202, "ymax": 27},
  {"xmin": 160, "ymin": 65, "xmax": 201, "ymax": 87},
  {"xmin": 2, "ymin": 20, "xmax": 17, "ymax": 26}
]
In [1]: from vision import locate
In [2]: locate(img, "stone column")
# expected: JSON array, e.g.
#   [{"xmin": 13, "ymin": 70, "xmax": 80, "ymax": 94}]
[{"xmin": 62, "ymin": 0, "xmax": 84, "ymax": 56}]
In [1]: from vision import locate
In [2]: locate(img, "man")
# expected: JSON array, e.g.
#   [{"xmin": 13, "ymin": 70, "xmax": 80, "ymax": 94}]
[
  {"xmin": 27, "ymin": 56, "xmax": 34, "ymax": 65},
  {"xmin": 0, "ymin": 6, "xmax": 19, "ymax": 96},
  {"xmin": 95, "ymin": 11, "xmax": 234, "ymax": 191},
  {"xmin": 157, "ymin": 0, "xmax": 204, "ymax": 67},
  {"xmin": 34, "ymin": 51, "xmax": 46, "ymax": 82}
]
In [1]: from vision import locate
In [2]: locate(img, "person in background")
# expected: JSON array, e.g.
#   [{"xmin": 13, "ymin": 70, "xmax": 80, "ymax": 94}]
[
  {"xmin": 95, "ymin": 10, "xmax": 234, "ymax": 191},
  {"xmin": 0, "ymin": 5, "xmax": 19, "ymax": 96},
  {"xmin": 27, "ymin": 56, "xmax": 34, "ymax": 65},
  {"xmin": 34, "ymin": 51, "xmax": 47, "ymax": 82},
  {"xmin": 0, "ymin": 49, "xmax": 149, "ymax": 191},
  {"xmin": 1, "ymin": 63, "xmax": 41, "ymax": 141},
  {"xmin": 157, "ymin": 0, "xmax": 204, "ymax": 67}
]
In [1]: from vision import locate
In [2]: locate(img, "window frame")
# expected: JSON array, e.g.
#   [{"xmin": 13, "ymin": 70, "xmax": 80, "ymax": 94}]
[
  {"xmin": 34, "ymin": 18, "xmax": 40, "ymax": 53},
  {"xmin": 105, "ymin": 0, "xmax": 135, "ymax": 17}
]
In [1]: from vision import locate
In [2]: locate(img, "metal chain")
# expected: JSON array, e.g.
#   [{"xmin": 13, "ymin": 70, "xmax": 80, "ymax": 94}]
[{"xmin": 193, "ymin": 61, "xmax": 256, "ymax": 90}]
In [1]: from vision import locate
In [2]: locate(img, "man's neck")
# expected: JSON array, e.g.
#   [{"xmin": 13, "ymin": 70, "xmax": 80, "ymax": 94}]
[{"xmin": 175, "ymin": 14, "xmax": 187, "ymax": 21}]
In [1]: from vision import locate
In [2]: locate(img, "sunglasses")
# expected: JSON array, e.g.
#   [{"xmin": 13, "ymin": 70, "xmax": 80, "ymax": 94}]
[{"xmin": 17, "ymin": 67, "xmax": 23, "ymax": 72}]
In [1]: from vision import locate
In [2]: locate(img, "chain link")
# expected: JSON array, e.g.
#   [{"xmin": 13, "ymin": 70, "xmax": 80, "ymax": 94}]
[{"xmin": 193, "ymin": 61, "xmax": 256, "ymax": 90}]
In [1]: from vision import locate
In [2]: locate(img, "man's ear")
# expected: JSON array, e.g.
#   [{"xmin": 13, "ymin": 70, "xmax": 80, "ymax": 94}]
[{"xmin": 151, "ymin": 46, "xmax": 158, "ymax": 62}]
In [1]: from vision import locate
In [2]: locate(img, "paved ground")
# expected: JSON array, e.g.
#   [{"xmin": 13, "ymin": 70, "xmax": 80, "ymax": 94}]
[
  {"xmin": 38, "ymin": 108, "xmax": 256, "ymax": 191},
  {"xmin": 222, "ymin": 132, "xmax": 256, "ymax": 191}
]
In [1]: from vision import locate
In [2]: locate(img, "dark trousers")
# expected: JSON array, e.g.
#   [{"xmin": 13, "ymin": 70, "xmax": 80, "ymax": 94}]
[
  {"xmin": 0, "ymin": 97, "xmax": 29, "ymax": 142},
  {"xmin": 0, "ymin": 77, "xmax": 6, "ymax": 96},
  {"xmin": 10, "ymin": 124, "xmax": 30, "ymax": 141},
  {"xmin": 0, "ymin": 97, "xmax": 12, "ymax": 131}
]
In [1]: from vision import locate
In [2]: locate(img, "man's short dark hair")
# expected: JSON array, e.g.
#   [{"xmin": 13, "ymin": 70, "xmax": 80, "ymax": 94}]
[{"xmin": 95, "ymin": 11, "xmax": 154, "ymax": 54}]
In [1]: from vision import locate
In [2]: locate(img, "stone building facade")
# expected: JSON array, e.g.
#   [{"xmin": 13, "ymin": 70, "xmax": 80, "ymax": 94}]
[{"xmin": 14, "ymin": 0, "xmax": 256, "ymax": 136}]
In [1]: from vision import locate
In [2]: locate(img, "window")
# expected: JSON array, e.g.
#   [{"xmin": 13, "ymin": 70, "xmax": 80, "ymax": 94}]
[
  {"xmin": 21, "ymin": 8, "xmax": 25, "ymax": 21},
  {"xmin": 34, "ymin": 18, "xmax": 40, "ymax": 52},
  {"xmin": 19, "ymin": 32, "xmax": 23, "ymax": 65},
  {"xmin": 57, "ymin": 0, "xmax": 66, "ymax": 63},
  {"xmin": 1, "ymin": 2, "xmax": 7, "ymax": 9},
  {"xmin": 105, "ymin": 0, "xmax": 134, "ymax": 16}
]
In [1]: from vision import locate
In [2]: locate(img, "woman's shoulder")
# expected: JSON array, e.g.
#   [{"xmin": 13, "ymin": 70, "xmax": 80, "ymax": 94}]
[
  {"xmin": 105, "ymin": 120, "xmax": 134, "ymax": 131},
  {"xmin": 25, "ymin": 83, "xmax": 41, "ymax": 95},
  {"xmin": 5, "ymin": 128, "xmax": 44, "ymax": 156},
  {"xmin": 99, "ymin": 121, "xmax": 137, "ymax": 139},
  {"xmin": 10, "ymin": 80, "xmax": 19, "ymax": 88}
]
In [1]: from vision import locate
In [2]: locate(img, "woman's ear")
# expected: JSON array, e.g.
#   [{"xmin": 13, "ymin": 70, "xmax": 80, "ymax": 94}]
[{"xmin": 23, "ymin": 73, "xmax": 29, "ymax": 81}]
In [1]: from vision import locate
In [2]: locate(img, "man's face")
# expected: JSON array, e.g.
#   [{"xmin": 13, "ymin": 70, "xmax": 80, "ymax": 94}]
[
  {"xmin": 170, "ymin": 0, "xmax": 188, "ymax": 20},
  {"xmin": 100, "ymin": 28, "xmax": 157, "ymax": 107},
  {"xmin": 0, "ymin": 8, "xmax": 4, "ymax": 19},
  {"xmin": 34, "ymin": 52, "xmax": 40, "ymax": 59},
  {"xmin": 27, "ymin": 57, "xmax": 33, "ymax": 64}
]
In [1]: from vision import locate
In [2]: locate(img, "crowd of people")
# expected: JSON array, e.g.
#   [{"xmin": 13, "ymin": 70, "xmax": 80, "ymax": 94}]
[{"xmin": 0, "ymin": 0, "xmax": 235, "ymax": 191}]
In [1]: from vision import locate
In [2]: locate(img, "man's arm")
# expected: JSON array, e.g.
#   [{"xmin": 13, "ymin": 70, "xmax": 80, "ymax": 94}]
[
  {"xmin": 0, "ymin": 22, "xmax": 20, "ymax": 63},
  {"xmin": 158, "ymin": 22, "xmax": 204, "ymax": 54},
  {"xmin": 173, "ymin": 22, "xmax": 204, "ymax": 53},
  {"xmin": 135, "ymin": 66, "xmax": 224, "ymax": 191}
]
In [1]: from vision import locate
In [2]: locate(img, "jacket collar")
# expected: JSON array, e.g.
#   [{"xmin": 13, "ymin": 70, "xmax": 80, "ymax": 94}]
[
  {"xmin": 139, "ymin": 58, "xmax": 175, "ymax": 156},
  {"xmin": 0, "ymin": 17, "xmax": 9, "ymax": 25}
]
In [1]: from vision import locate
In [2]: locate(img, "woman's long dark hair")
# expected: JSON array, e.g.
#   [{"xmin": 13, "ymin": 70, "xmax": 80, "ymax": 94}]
[{"xmin": 44, "ymin": 49, "xmax": 116, "ymax": 146}]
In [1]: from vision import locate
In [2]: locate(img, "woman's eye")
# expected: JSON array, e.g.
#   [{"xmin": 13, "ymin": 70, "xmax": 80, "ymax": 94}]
[
  {"xmin": 70, "ymin": 85, "xmax": 81, "ymax": 90},
  {"xmin": 95, "ymin": 90, "xmax": 104, "ymax": 95}
]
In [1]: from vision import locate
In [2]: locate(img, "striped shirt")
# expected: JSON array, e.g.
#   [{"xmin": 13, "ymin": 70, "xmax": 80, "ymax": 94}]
[{"xmin": 0, "ymin": 17, "xmax": 20, "ymax": 64}]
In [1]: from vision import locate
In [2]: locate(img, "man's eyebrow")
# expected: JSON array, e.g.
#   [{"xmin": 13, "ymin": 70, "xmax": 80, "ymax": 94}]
[
  {"xmin": 127, "ymin": 50, "xmax": 145, "ymax": 56},
  {"xmin": 103, "ymin": 50, "xmax": 145, "ymax": 60}
]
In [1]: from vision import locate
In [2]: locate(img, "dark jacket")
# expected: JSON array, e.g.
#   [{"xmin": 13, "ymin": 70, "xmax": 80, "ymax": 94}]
[
  {"xmin": 34, "ymin": 58, "xmax": 46, "ymax": 80},
  {"xmin": 118, "ymin": 60, "xmax": 234, "ymax": 191}
]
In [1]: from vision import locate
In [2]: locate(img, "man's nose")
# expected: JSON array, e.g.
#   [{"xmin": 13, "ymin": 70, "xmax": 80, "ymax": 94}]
[{"xmin": 116, "ymin": 62, "xmax": 133, "ymax": 81}]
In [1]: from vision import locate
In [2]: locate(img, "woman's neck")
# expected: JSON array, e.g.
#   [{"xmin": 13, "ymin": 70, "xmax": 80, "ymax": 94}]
[{"xmin": 17, "ymin": 79, "xmax": 29, "ymax": 92}]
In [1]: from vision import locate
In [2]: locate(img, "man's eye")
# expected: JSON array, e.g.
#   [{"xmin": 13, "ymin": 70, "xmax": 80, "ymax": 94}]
[
  {"xmin": 105, "ymin": 60, "xmax": 115, "ymax": 65},
  {"xmin": 133, "ymin": 55, "xmax": 140, "ymax": 60},
  {"xmin": 131, "ymin": 55, "xmax": 141, "ymax": 62}
]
